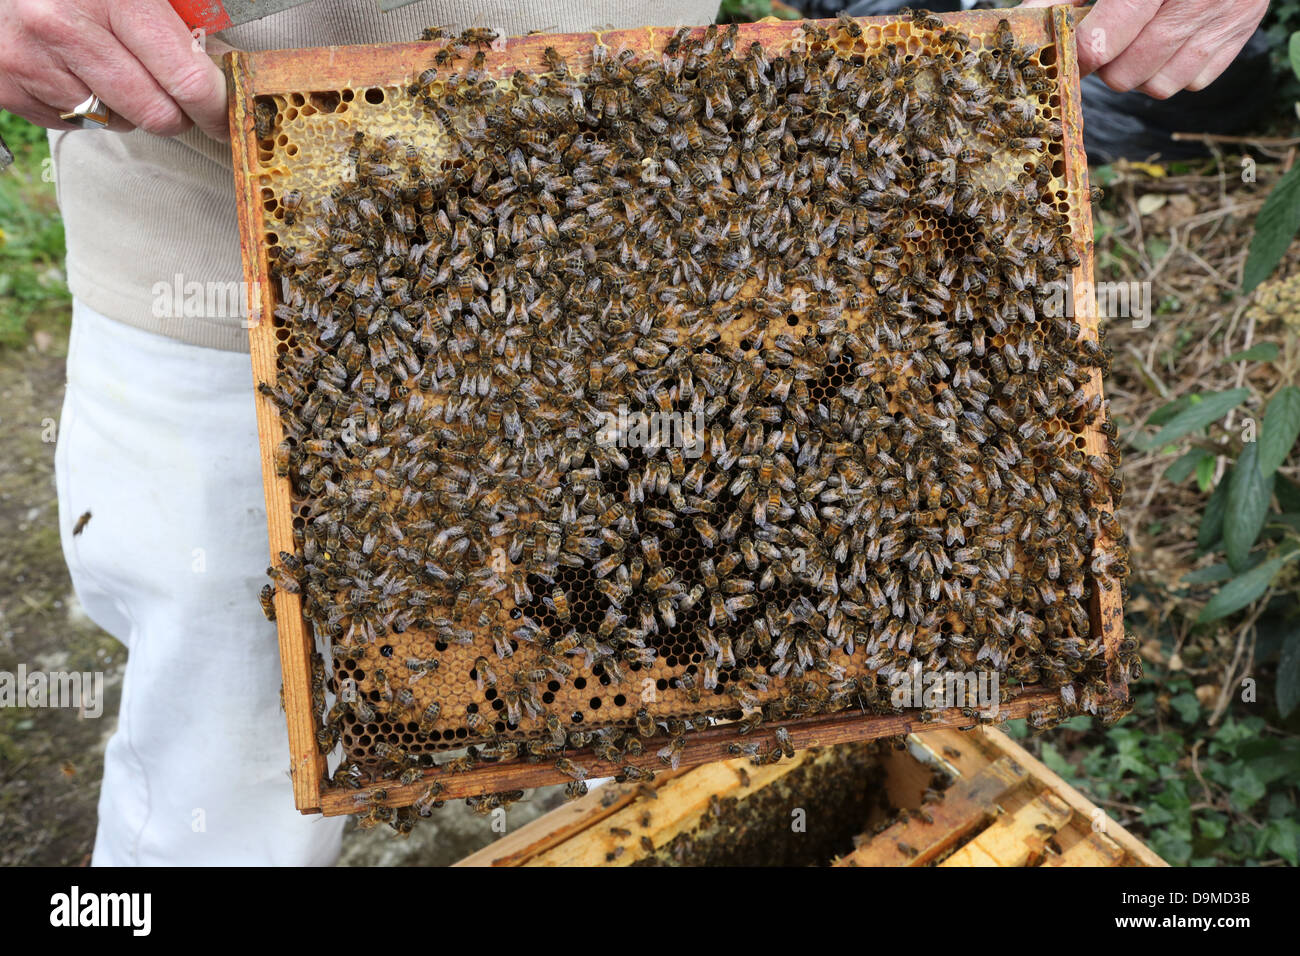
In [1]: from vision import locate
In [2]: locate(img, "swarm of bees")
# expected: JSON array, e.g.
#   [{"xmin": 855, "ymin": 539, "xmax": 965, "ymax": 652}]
[{"xmin": 256, "ymin": 13, "xmax": 1131, "ymax": 832}]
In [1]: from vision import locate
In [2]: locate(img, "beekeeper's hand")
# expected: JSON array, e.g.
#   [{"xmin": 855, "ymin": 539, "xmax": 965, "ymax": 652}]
[
  {"xmin": 0, "ymin": 0, "xmax": 230, "ymax": 139},
  {"xmin": 1019, "ymin": 0, "xmax": 1271, "ymax": 99}
]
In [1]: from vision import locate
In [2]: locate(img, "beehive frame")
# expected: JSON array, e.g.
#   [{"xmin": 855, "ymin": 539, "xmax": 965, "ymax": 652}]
[{"xmin": 228, "ymin": 7, "xmax": 1125, "ymax": 816}]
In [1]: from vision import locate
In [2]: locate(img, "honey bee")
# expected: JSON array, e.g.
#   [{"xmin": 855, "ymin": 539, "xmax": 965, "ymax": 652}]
[
  {"xmin": 904, "ymin": 7, "xmax": 945, "ymax": 31},
  {"xmin": 554, "ymin": 756, "xmax": 588, "ymax": 781},
  {"xmin": 550, "ymin": 586, "xmax": 571, "ymax": 623},
  {"xmin": 418, "ymin": 702, "xmax": 441, "ymax": 734},
  {"xmin": 564, "ymin": 780, "xmax": 589, "ymax": 800},
  {"xmin": 347, "ymin": 131, "xmax": 364, "ymax": 165},
  {"xmin": 657, "ymin": 736, "xmax": 686, "ymax": 769},
  {"xmin": 636, "ymin": 707, "xmax": 656, "ymax": 739},
  {"xmin": 282, "ymin": 189, "xmax": 302, "ymax": 226},
  {"xmin": 254, "ymin": 99, "xmax": 277, "ymax": 141},
  {"xmin": 259, "ymin": 584, "xmax": 276, "ymax": 621},
  {"xmin": 836, "ymin": 12, "xmax": 863, "ymax": 39},
  {"xmin": 460, "ymin": 26, "xmax": 499, "ymax": 48},
  {"xmin": 262, "ymin": 13, "xmax": 1112, "ymax": 830}
]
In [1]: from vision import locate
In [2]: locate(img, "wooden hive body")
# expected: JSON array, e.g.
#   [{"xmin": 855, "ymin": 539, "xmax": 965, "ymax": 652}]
[{"xmin": 455, "ymin": 728, "xmax": 1166, "ymax": 867}]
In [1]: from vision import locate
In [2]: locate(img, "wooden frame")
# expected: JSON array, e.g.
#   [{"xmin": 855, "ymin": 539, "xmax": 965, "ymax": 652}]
[
  {"xmin": 455, "ymin": 727, "xmax": 1165, "ymax": 867},
  {"xmin": 226, "ymin": 7, "xmax": 1122, "ymax": 816}
]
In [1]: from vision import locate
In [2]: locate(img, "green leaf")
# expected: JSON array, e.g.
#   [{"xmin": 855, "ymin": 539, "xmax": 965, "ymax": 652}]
[
  {"xmin": 1039, "ymin": 742, "xmax": 1073, "ymax": 778},
  {"xmin": 1243, "ymin": 163, "xmax": 1300, "ymax": 293},
  {"xmin": 1182, "ymin": 563, "xmax": 1236, "ymax": 585},
  {"xmin": 1259, "ymin": 385, "xmax": 1300, "ymax": 478},
  {"xmin": 1164, "ymin": 447, "xmax": 1212, "ymax": 484},
  {"xmin": 1197, "ymin": 556, "xmax": 1286, "ymax": 623},
  {"xmin": 1229, "ymin": 766, "xmax": 1268, "ymax": 811},
  {"xmin": 1256, "ymin": 616, "xmax": 1298, "ymax": 662},
  {"xmin": 1145, "ymin": 395, "xmax": 1190, "ymax": 427},
  {"xmin": 1266, "ymin": 819, "xmax": 1300, "ymax": 866},
  {"xmin": 1245, "ymin": 740, "xmax": 1300, "ymax": 786},
  {"xmin": 1137, "ymin": 388, "xmax": 1250, "ymax": 451},
  {"xmin": 1278, "ymin": 475, "xmax": 1300, "ymax": 514},
  {"xmin": 1151, "ymin": 831, "xmax": 1193, "ymax": 865},
  {"xmin": 1279, "ymin": 631, "xmax": 1300, "ymax": 719},
  {"xmin": 1265, "ymin": 513, "xmax": 1300, "ymax": 537},
  {"xmin": 1224, "ymin": 441, "xmax": 1275, "ymax": 570},
  {"xmin": 1291, "ymin": 31, "xmax": 1300, "ymax": 82},
  {"xmin": 1220, "ymin": 342, "xmax": 1279, "ymax": 364},
  {"xmin": 1170, "ymin": 692, "xmax": 1200, "ymax": 723},
  {"xmin": 1197, "ymin": 814, "xmax": 1227, "ymax": 841},
  {"xmin": 1196, "ymin": 453, "xmax": 1216, "ymax": 492},
  {"xmin": 1198, "ymin": 473, "xmax": 1231, "ymax": 553}
]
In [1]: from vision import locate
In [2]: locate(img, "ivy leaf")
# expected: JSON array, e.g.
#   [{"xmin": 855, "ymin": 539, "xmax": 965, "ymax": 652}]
[
  {"xmin": 1198, "ymin": 473, "xmax": 1231, "ymax": 554},
  {"xmin": 1224, "ymin": 441, "xmax": 1274, "ymax": 570},
  {"xmin": 1151, "ymin": 831, "xmax": 1193, "ymax": 865},
  {"xmin": 1279, "ymin": 630, "xmax": 1300, "ymax": 719},
  {"xmin": 1170, "ymin": 692, "xmax": 1200, "ymax": 723},
  {"xmin": 1266, "ymin": 819, "xmax": 1300, "ymax": 867},
  {"xmin": 1136, "ymin": 388, "xmax": 1250, "ymax": 451},
  {"xmin": 1229, "ymin": 767, "xmax": 1267, "ymax": 812},
  {"xmin": 1243, "ymin": 163, "xmax": 1300, "ymax": 293},
  {"xmin": 1198, "ymin": 815, "xmax": 1227, "ymax": 841},
  {"xmin": 1197, "ymin": 555, "xmax": 1286, "ymax": 623},
  {"xmin": 1259, "ymin": 385, "xmax": 1300, "ymax": 478}
]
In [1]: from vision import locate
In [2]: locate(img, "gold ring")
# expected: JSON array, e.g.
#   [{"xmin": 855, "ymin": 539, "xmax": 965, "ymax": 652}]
[{"xmin": 60, "ymin": 94, "xmax": 112, "ymax": 130}]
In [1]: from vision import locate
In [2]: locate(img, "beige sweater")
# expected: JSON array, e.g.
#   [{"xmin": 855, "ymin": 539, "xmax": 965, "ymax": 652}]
[{"xmin": 49, "ymin": 0, "xmax": 719, "ymax": 352}]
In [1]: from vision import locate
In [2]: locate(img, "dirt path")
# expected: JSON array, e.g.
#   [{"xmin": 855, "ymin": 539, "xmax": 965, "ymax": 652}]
[
  {"xmin": 0, "ymin": 336, "xmax": 570, "ymax": 865},
  {"xmin": 0, "ymin": 342, "xmax": 120, "ymax": 865}
]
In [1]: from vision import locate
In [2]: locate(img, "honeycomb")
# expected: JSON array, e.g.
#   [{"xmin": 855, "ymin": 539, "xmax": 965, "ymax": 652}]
[{"xmin": 240, "ymin": 12, "xmax": 1128, "ymax": 822}]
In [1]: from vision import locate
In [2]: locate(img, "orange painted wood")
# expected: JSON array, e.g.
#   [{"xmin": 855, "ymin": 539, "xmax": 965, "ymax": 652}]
[
  {"xmin": 227, "ymin": 70, "xmax": 324, "ymax": 813},
  {"xmin": 319, "ymin": 692, "xmax": 1056, "ymax": 814}
]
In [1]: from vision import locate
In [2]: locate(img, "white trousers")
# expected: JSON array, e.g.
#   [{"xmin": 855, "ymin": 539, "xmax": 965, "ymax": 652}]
[{"xmin": 56, "ymin": 301, "xmax": 345, "ymax": 865}]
